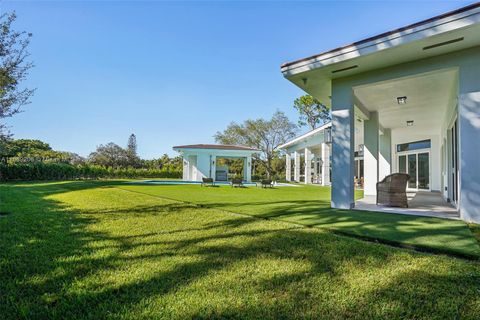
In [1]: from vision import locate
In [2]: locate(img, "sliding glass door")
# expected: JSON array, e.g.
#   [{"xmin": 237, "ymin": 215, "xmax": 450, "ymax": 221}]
[{"xmin": 398, "ymin": 151, "xmax": 430, "ymax": 190}]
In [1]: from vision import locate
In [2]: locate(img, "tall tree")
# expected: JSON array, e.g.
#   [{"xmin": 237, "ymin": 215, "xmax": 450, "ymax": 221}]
[
  {"xmin": 88, "ymin": 143, "xmax": 129, "ymax": 168},
  {"xmin": 214, "ymin": 111, "xmax": 297, "ymax": 178},
  {"xmin": 127, "ymin": 134, "xmax": 137, "ymax": 156},
  {"xmin": 0, "ymin": 12, "xmax": 35, "ymax": 138},
  {"xmin": 126, "ymin": 133, "xmax": 139, "ymax": 167},
  {"xmin": 293, "ymin": 95, "xmax": 331, "ymax": 130}
]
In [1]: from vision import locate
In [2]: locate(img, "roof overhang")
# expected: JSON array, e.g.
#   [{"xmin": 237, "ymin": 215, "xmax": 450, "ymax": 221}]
[
  {"xmin": 279, "ymin": 122, "xmax": 331, "ymax": 149},
  {"xmin": 281, "ymin": 3, "xmax": 480, "ymax": 107},
  {"xmin": 173, "ymin": 144, "xmax": 260, "ymax": 156}
]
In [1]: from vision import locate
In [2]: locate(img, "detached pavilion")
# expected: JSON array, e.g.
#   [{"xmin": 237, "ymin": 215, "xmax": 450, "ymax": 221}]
[{"xmin": 173, "ymin": 144, "xmax": 259, "ymax": 182}]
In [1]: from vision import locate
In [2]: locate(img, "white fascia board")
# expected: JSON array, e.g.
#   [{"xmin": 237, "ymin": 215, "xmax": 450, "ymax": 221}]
[
  {"xmin": 172, "ymin": 148, "xmax": 258, "ymax": 156},
  {"xmin": 281, "ymin": 6, "xmax": 480, "ymax": 76}
]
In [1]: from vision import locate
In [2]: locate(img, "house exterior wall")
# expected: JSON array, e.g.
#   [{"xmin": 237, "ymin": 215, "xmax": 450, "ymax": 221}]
[
  {"xmin": 329, "ymin": 46, "xmax": 480, "ymax": 222},
  {"xmin": 379, "ymin": 129, "xmax": 391, "ymax": 182}
]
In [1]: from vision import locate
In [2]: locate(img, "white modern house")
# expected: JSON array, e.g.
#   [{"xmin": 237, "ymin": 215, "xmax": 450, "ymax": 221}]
[
  {"xmin": 279, "ymin": 122, "xmax": 364, "ymax": 185},
  {"xmin": 173, "ymin": 144, "xmax": 259, "ymax": 182},
  {"xmin": 281, "ymin": 3, "xmax": 480, "ymax": 223}
]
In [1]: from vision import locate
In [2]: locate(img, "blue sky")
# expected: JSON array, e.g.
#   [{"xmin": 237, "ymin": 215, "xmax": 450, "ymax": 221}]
[{"xmin": 1, "ymin": 0, "xmax": 473, "ymax": 158}]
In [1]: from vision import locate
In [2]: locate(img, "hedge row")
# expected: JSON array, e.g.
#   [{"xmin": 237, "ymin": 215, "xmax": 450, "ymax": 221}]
[{"xmin": 0, "ymin": 163, "xmax": 182, "ymax": 181}]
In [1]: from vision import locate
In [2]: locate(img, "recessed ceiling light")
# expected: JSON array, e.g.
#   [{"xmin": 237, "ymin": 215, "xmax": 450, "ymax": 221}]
[
  {"xmin": 397, "ymin": 96, "xmax": 407, "ymax": 105},
  {"xmin": 406, "ymin": 120, "xmax": 414, "ymax": 126}
]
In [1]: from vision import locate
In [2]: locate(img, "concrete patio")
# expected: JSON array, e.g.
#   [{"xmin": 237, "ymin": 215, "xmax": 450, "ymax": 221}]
[{"xmin": 355, "ymin": 191, "xmax": 459, "ymax": 220}]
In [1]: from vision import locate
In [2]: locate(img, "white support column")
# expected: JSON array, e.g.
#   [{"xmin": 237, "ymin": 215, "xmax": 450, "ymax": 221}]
[
  {"xmin": 182, "ymin": 157, "xmax": 189, "ymax": 181},
  {"xmin": 244, "ymin": 155, "xmax": 252, "ymax": 182},
  {"xmin": 210, "ymin": 155, "xmax": 216, "ymax": 180},
  {"xmin": 304, "ymin": 148, "xmax": 312, "ymax": 184},
  {"xmin": 285, "ymin": 153, "xmax": 291, "ymax": 182},
  {"xmin": 321, "ymin": 143, "xmax": 330, "ymax": 186},
  {"xmin": 294, "ymin": 151, "xmax": 300, "ymax": 182},
  {"xmin": 331, "ymin": 88, "xmax": 355, "ymax": 209},
  {"xmin": 312, "ymin": 153, "xmax": 318, "ymax": 182},
  {"xmin": 458, "ymin": 90, "xmax": 480, "ymax": 223},
  {"xmin": 364, "ymin": 111, "xmax": 379, "ymax": 196}
]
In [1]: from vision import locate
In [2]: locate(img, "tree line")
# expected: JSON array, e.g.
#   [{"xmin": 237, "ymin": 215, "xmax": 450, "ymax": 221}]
[{"xmin": 0, "ymin": 135, "xmax": 183, "ymax": 181}]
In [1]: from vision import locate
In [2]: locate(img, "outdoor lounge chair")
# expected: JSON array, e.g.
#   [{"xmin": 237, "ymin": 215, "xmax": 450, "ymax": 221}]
[
  {"xmin": 260, "ymin": 179, "xmax": 273, "ymax": 188},
  {"xmin": 376, "ymin": 173, "xmax": 410, "ymax": 208},
  {"xmin": 231, "ymin": 178, "xmax": 244, "ymax": 188},
  {"xmin": 201, "ymin": 177, "xmax": 215, "ymax": 187}
]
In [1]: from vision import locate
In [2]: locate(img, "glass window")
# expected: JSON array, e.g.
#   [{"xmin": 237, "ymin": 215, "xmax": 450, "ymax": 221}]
[
  {"xmin": 418, "ymin": 152, "xmax": 430, "ymax": 189},
  {"xmin": 397, "ymin": 139, "xmax": 431, "ymax": 152},
  {"xmin": 399, "ymin": 155, "xmax": 406, "ymax": 173},
  {"xmin": 408, "ymin": 154, "xmax": 417, "ymax": 189}
]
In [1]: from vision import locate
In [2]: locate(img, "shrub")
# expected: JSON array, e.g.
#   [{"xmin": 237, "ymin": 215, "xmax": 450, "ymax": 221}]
[{"xmin": 0, "ymin": 163, "xmax": 181, "ymax": 181}]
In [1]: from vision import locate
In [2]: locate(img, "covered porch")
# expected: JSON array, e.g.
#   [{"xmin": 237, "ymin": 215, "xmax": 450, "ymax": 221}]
[
  {"xmin": 280, "ymin": 4, "xmax": 480, "ymax": 222},
  {"xmin": 351, "ymin": 68, "xmax": 460, "ymax": 218},
  {"xmin": 279, "ymin": 123, "xmax": 333, "ymax": 185}
]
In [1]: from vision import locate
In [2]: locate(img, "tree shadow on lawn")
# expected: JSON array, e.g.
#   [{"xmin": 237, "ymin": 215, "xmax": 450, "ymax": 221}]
[
  {"xmin": 1, "ymin": 181, "xmax": 480, "ymax": 319},
  {"xmin": 197, "ymin": 199, "xmax": 480, "ymax": 259}
]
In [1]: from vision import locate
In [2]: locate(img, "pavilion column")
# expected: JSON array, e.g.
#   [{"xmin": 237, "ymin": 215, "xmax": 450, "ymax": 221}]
[
  {"xmin": 304, "ymin": 148, "xmax": 312, "ymax": 184},
  {"xmin": 285, "ymin": 153, "xmax": 292, "ymax": 182},
  {"xmin": 331, "ymin": 87, "xmax": 355, "ymax": 209},
  {"xmin": 243, "ymin": 155, "xmax": 252, "ymax": 182},
  {"xmin": 364, "ymin": 111, "xmax": 379, "ymax": 196},
  {"xmin": 321, "ymin": 143, "xmax": 330, "ymax": 186},
  {"xmin": 312, "ymin": 153, "xmax": 318, "ymax": 181},
  {"xmin": 293, "ymin": 151, "xmax": 300, "ymax": 182},
  {"xmin": 210, "ymin": 155, "xmax": 216, "ymax": 180},
  {"xmin": 182, "ymin": 157, "xmax": 189, "ymax": 181}
]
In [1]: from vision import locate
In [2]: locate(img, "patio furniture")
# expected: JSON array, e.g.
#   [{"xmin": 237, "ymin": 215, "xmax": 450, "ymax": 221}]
[
  {"xmin": 201, "ymin": 177, "xmax": 215, "ymax": 187},
  {"xmin": 260, "ymin": 179, "xmax": 273, "ymax": 188},
  {"xmin": 376, "ymin": 173, "xmax": 410, "ymax": 208},
  {"xmin": 231, "ymin": 178, "xmax": 244, "ymax": 188},
  {"xmin": 355, "ymin": 177, "xmax": 364, "ymax": 189}
]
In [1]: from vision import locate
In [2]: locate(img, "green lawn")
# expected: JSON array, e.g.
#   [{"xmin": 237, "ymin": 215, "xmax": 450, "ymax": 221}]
[
  {"xmin": 120, "ymin": 182, "xmax": 480, "ymax": 258},
  {"xmin": 1, "ymin": 181, "xmax": 480, "ymax": 319}
]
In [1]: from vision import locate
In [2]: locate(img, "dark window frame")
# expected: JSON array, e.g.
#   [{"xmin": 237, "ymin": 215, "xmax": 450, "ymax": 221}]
[{"xmin": 396, "ymin": 139, "xmax": 431, "ymax": 153}]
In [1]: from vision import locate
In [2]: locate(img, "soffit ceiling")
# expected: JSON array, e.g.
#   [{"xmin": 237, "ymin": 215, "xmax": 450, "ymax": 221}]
[{"xmin": 353, "ymin": 69, "xmax": 457, "ymax": 130}]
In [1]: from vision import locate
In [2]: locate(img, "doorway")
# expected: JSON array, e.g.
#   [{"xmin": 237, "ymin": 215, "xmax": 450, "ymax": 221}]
[{"xmin": 398, "ymin": 150, "xmax": 430, "ymax": 191}]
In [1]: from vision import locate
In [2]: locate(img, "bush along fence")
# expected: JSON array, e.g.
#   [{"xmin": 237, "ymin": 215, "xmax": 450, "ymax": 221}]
[{"xmin": 0, "ymin": 163, "xmax": 182, "ymax": 181}]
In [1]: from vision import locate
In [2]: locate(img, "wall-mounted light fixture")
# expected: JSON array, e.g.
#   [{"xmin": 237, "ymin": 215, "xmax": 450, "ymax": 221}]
[
  {"xmin": 406, "ymin": 120, "xmax": 414, "ymax": 126},
  {"xmin": 397, "ymin": 96, "xmax": 407, "ymax": 105}
]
